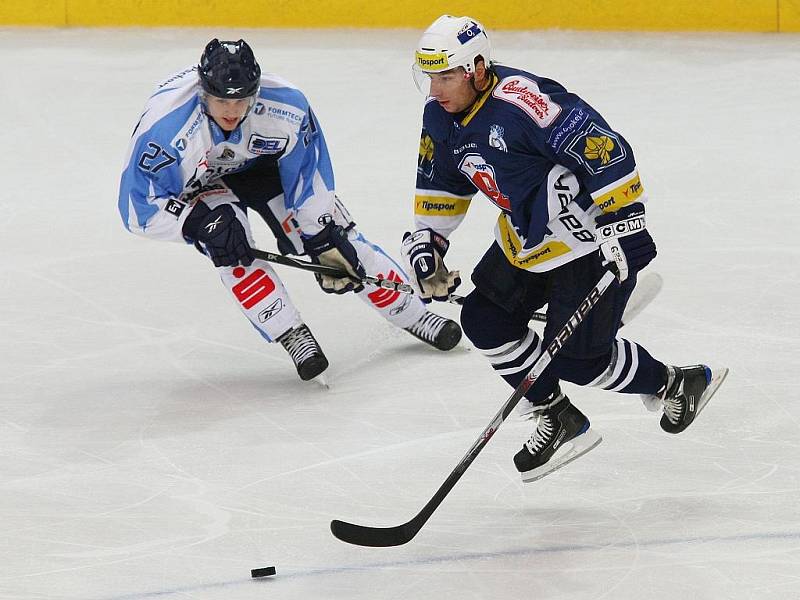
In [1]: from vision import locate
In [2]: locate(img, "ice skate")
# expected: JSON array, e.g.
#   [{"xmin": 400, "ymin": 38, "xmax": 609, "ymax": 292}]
[
  {"xmin": 514, "ymin": 395, "xmax": 602, "ymax": 483},
  {"xmin": 653, "ymin": 364, "xmax": 729, "ymax": 434},
  {"xmin": 404, "ymin": 310, "xmax": 462, "ymax": 351},
  {"xmin": 279, "ymin": 324, "xmax": 329, "ymax": 381}
]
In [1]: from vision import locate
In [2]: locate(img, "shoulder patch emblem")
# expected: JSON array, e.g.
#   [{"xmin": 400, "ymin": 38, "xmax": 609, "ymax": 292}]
[
  {"xmin": 492, "ymin": 76, "xmax": 562, "ymax": 128},
  {"xmin": 565, "ymin": 122, "xmax": 627, "ymax": 175}
]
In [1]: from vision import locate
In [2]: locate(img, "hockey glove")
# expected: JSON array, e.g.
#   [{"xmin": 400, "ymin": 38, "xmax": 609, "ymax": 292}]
[
  {"xmin": 401, "ymin": 228, "xmax": 461, "ymax": 303},
  {"xmin": 303, "ymin": 223, "xmax": 366, "ymax": 294},
  {"xmin": 594, "ymin": 202, "xmax": 656, "ymax": 282},
  {"xmin": 184, "ymin": 203, "xmax": 254, "ymax": 268}
]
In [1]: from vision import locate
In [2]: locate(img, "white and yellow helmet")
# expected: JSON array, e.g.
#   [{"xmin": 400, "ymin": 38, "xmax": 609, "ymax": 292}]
[{"xmin": 413, "ymin": 15, "xmax": 492, "ymax": 91}]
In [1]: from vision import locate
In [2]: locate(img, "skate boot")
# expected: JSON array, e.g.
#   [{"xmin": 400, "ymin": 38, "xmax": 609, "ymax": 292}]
[
  {"xmin": 513, "ymin": 393, "xmax": 602, "ymax": 483},
  {"xmin": 278, "ymin": 324, "xmax": 329, "ymax": 381},
  {"xmin": 403, "ymin": 310, "xmax": 462, "ymax": 351},
  {"xmin": 657, "ymin": 364, "xmax": 729, "ymax": 434}
]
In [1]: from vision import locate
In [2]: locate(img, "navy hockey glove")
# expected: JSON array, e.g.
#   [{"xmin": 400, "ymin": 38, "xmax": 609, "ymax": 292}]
[
  {"xmin": 401, "ymin": 228, "xmax": 461, "ymax": 303},
  {"xmin": 595, "ymin": 202, "xmax": 656, "ymax": 282},
  {"xmin": 303, "ymin": 223, "xmax": 366, "ymax": 294},
  {"xmin": 184, "ymin": 203, "xmax": 254, "ymax": 268}
]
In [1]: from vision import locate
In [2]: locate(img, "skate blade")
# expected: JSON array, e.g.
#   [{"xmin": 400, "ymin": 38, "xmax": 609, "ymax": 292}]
[
  {"xmin": 520, "ymin": 428, "xmax": 603, "ymax": 483},
  {"xmin": 696, "ymin": 365, "xmax": 729, "ymax": 416},
  {"xmin": 313, "ymin": 373, "xmax": 330, "ymax": 389}
]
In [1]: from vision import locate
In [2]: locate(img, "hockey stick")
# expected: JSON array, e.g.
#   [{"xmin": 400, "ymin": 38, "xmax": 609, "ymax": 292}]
[
  {"xmin": 251, "ymin": 248, "xmax": 661, "ymax": 326},
  {"xmin": 330, "ymin": 269, "xmax": 619, "ymax": 547},
  {"xmin": 250, "ymin": 248, "xmax": 416, "ymax": 294}
]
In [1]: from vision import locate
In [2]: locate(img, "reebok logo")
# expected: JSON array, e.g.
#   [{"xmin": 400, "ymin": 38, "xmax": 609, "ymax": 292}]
[
  {"xmin": 552, "ymin": 429, "xmax": 568, "ymax": 450},
  {"xmin": 205, "ymin": 215, "xmax": 223, "ymax": 233},
  {"xmin": 257, "ymin": 298, "xmax": 283, "ymax": 322},
  {"xmin": 689, "ymin": 394, "xmax": 695, "ymax": 412},
  {"xmin": 226, "ymin": 87, "xmax": 243, "ymax": 95}
]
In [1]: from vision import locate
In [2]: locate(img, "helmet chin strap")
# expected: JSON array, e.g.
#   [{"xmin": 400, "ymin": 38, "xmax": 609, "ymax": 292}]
[{"xmin": 464, "ymin": 67, "xmax": 491, "ymax": 107}]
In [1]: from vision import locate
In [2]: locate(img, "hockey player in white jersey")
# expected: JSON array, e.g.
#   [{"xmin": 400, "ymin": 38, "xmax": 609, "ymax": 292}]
[{"xmin": 119, "ymin": 38, "xmax": 461, "ymax": 381}]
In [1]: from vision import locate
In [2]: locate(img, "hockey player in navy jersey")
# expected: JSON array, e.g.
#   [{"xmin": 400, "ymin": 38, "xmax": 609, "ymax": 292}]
[
  {"xmin": 401, "ymin": 16, "xmax": 728, "ymax": 481},
  {"xmin": 119, "ymin": 39, "xmax": 461, "ymax": 382}
]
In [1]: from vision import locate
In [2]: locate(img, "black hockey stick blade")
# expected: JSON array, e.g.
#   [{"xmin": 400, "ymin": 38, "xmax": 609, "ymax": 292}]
[{"xmin": 330, "ymin": 519, "xmax": 419, "ymax": 547}]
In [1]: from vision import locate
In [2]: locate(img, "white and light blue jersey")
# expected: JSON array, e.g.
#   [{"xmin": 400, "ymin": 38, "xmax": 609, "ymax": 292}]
[{"xmin": 118, "ymin": 66, "xmax": 337, "ymax": 243}]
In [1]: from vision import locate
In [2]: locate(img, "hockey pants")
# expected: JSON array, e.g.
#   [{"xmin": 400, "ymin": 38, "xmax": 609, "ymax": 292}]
[{"xmin": 460, "ymin": 243, "xmax": 666, "ymax": 405}]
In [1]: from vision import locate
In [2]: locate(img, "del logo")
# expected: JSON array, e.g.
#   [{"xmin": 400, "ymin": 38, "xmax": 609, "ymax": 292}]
[
  {"xmin": 492, "ymin": 76, "xmax": 562, "ymax": 128},
  {"xmin": 458, "ymin": 153, "xmax": 510, "ymax": 211},
  {"xmin": 248, "ymin": 134, "xmax": 288, "ymax": 155}
]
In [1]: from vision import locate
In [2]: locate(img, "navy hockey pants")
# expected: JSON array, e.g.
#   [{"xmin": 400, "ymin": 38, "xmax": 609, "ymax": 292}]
[{"xmin": 460, "ymin": 243, "xmax": 666, "ymax": 404}]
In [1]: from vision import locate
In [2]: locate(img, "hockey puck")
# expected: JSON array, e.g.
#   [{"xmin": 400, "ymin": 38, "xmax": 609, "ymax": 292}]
[{"xmin": 251, "ymin": 566, "xmax": 276, "ymax": 578}]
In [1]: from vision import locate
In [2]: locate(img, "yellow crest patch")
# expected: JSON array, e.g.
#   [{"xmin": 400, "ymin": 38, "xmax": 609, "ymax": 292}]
[
  {"xmin": 584, "ymin": 136, "xmax": 615, "ymax": 165},
  {"xmin": 419, "ymin": 134, "xmax": 434, "ymax": 162}
]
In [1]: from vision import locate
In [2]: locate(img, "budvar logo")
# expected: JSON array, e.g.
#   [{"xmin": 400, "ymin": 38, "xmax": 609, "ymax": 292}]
[
  {"xmin": 367, "ymin": 270, "xmax": 402, "ymax": 308},
  {"xmin": 232, "ymin": 266, "xmax": 276, "ymax": 310},
  {"xmin": 493, "ymin": 76, "xmax": 562, "ymax": 128}
]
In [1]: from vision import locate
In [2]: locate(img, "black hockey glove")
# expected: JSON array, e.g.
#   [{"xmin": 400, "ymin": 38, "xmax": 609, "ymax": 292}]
[
  {"xmin": 303, "ymin": 223, "xmax": 366, "ymax": 294},
  {"xmin": 594, "ymin": 202, "xmax": 656, "ymax": 282},
  {"xmin": 401, "ymin": 228, "xmax": 461, "ymax": 303},
  {"xmin": 183, "ymin": 203, "xmax": 254, "ymax": 268}
]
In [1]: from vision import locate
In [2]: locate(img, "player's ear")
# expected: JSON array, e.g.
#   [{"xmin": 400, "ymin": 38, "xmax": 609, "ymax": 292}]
[{"xmin": 473, "ymin": 57, "xmax": 488, "ymax": 85}]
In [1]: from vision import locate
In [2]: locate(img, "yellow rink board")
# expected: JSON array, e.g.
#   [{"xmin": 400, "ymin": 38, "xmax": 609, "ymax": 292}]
[{"xmin": 1, "ymin": 0, "xmax": 799, "ymax": 31}]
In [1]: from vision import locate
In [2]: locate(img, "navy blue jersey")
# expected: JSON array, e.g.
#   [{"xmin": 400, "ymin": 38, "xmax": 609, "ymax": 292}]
[{"xmin": 414, "ymin": 64, "xmax": 645, "ymax": 272}]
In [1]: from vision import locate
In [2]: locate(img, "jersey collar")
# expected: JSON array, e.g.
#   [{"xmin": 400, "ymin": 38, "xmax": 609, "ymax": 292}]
[{"xmin": 460, "ymin": 73, "xmax": 499, "ymax": 127}]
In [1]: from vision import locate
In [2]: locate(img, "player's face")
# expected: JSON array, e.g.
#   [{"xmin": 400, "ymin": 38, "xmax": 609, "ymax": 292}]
[
  {"xmin": 204, "ymin": 96, "xmax": 254, "ymax": 131},
  {"xmin": 428, "ymin": 68, "xmax": 479, "ymax": 113}
]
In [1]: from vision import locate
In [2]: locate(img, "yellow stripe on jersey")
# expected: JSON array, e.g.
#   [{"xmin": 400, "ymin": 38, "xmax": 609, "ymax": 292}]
[
  {"xmin": 591, "ymin": 172, "xmax": 645, "ymax": 213},
  {"xmin": 460, "ymin": 74, "xmax": 499, "ymax": 127},
  {"xmin": 496, "ymin": 213, "xmax": 571, "ymax": 270},
  {"xmin": 414, "ymin": 194, "xmax": 472, "ymax": 216}
]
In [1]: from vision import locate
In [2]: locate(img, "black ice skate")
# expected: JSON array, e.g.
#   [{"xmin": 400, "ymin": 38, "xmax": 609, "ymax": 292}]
[
  {"xmin": 403, "ymin": 310, "xmax": 462, "ymax": 351},
  {"xmin": 279, "ymin": 324, "xmax": 329, "ymax": 381},
  {"xmin": 513, "ymin": 394, "xmax": 602, "ymax": 483},
  {"xmin": 657, "ymin": 364, "xmax": 729, "ymax": 434}
]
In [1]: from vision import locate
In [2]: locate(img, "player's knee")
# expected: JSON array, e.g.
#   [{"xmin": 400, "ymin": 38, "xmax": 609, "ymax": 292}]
[
  {"xmin": 459, "ymin": 290, "xmax": 488, "ymax": 345},
  {"xmin": 460, "ymin": 290, "xmax": 524, "ymax": 349}
]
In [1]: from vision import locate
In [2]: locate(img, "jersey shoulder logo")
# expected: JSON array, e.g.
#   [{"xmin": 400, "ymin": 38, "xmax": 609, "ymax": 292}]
[
  {"xmin": 492, "ymin": 76, "xmax": 562, "ymax": 128},
  {"xmin": 564, "ymin": 122, "xmax": 627, "ymax": 175}
]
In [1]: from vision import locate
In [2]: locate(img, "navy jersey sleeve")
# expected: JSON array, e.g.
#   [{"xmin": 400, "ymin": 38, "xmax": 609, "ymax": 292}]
[{"xmin": 412, "ymin": 100, "xmax": 476, "ymax": 237}]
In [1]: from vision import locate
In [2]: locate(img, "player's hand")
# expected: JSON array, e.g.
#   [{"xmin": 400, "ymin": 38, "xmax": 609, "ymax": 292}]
[
  {"xmin": 303, "ymin": 223, "xmax": 366, "ymax": 294},
  {"xmin": 401, "ymin": 228, "xmax": 461, "ymax": 303},
  {"xmin": 185, "ymin": 203, "xmax": 254, "ymax": 267},
  {"xmin": 594, "ymin": 202, "xmax": 656, "ymax": 282}
]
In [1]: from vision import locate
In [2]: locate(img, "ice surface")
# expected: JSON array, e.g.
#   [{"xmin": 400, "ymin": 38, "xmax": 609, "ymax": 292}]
[{"xmin": 1, "ymin": 26, "xmax": 798, "ymax": 599}]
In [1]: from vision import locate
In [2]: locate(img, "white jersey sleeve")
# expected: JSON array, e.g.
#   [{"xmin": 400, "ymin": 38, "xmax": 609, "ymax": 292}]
[
  {"xmin": 118, "ymin": 67, "xmax": 206, "ymax": 243},
  {"xmin": 258, "ymin": 79, "xmax": 337, "ymax": 237}
]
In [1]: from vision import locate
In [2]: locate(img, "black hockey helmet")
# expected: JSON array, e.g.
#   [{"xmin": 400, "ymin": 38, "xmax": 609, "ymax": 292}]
[{"xmin": 198, "ymin": 39, "xmax": 261, "ymax": 99}]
